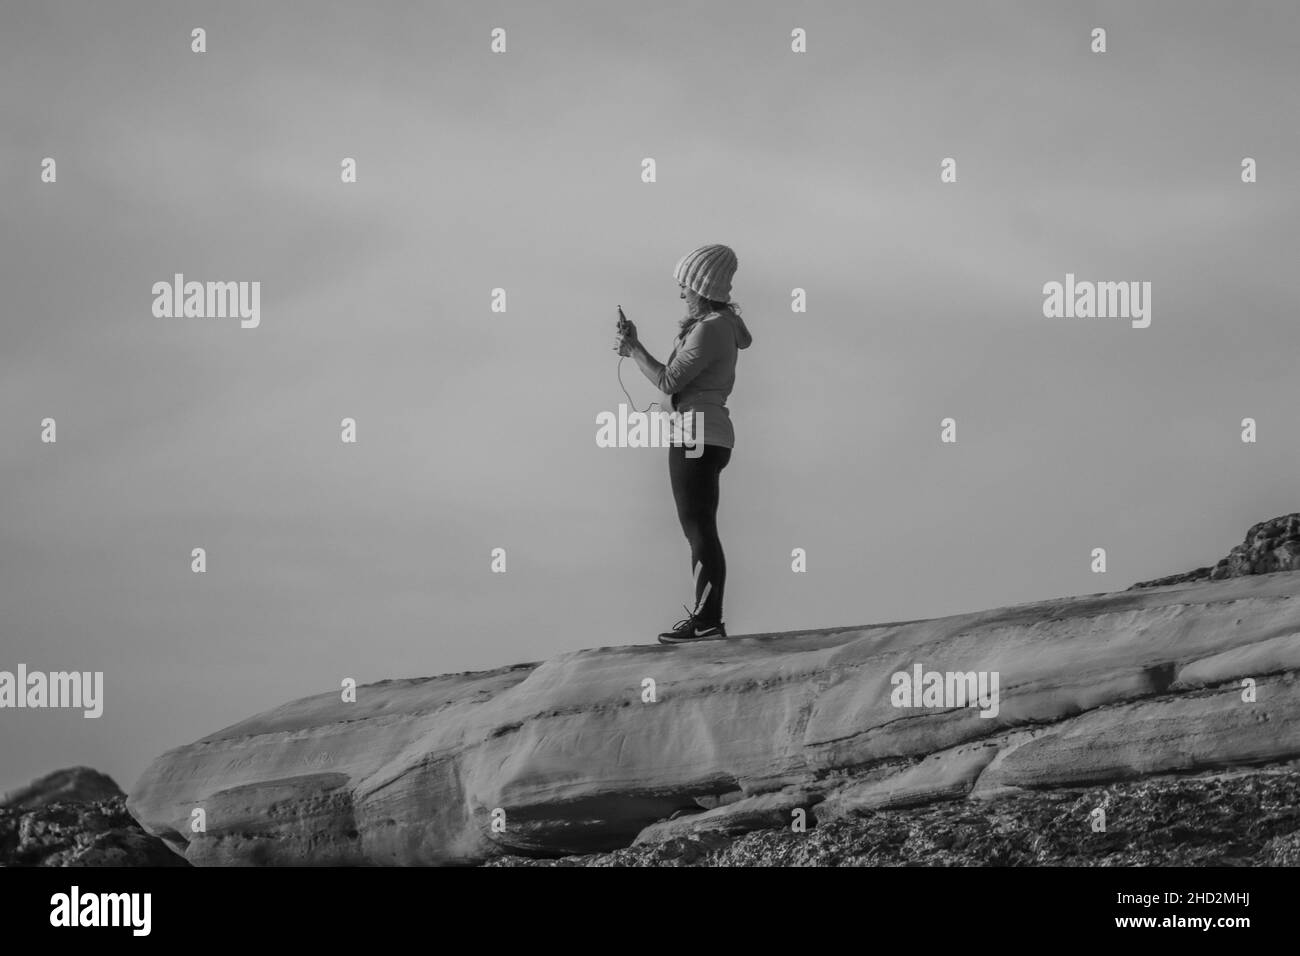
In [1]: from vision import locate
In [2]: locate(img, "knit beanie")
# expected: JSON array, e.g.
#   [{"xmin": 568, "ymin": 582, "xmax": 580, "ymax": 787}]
[{"xmin": 673, "ymin": 244, "xmax": 738, "ymax": 302}]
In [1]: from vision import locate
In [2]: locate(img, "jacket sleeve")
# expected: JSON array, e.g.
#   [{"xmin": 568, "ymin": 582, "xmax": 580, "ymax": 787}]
[{"xmin": 650, "ymin": 321, "xmax": 720, "ymax": 394}]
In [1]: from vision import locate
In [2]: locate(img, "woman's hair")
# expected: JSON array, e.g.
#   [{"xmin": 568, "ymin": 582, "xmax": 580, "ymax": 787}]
[
  {"xmin": 701, "ymin": 296, "xmax": 742, "ymax": 316},
  {"xmin": 684, "ymin": 284, "xmax": 742, "ymax": 317}
]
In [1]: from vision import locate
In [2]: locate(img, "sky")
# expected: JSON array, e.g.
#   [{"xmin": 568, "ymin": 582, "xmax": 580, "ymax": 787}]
[{"xmin": 2, "ymin": 0, "xmax": 1298, "ymax": 794}]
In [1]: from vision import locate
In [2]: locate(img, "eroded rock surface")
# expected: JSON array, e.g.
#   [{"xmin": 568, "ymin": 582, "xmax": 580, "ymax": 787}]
[{"xmin": 127, "ymin": 568, "xmax": 1300, "ymax": 866}]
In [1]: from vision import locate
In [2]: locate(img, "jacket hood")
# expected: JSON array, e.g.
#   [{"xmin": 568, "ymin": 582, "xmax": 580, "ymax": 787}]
[{"xmin": 726, "ymin": 309, "xmax": 754, "ymax": 350}]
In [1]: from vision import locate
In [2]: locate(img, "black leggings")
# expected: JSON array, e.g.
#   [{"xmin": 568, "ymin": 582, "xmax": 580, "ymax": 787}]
[{"xmin": 668, "ymin": 443, "xmax": 732, "ymax": 625}]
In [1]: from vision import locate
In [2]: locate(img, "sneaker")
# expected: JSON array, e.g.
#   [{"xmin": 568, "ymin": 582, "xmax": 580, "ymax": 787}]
[{"xmin": 657, "ymin": 606, "xmax": 727, "ymax": 644}]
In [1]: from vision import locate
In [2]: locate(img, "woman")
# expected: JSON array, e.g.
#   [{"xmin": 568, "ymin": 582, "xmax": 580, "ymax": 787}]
[{"xmin": 616, "ymin": 244, "xmax": 753, "ymax": 644}]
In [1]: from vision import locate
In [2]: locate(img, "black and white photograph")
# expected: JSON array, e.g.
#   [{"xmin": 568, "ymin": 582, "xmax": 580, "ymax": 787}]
[{"xmin": 1, "ymin": 0, "xmax": 1293, "ymax": 939}]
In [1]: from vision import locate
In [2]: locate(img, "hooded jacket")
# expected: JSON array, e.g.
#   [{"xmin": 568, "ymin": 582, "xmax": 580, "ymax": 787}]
[{"xmin": 652, "ymin": 308, "xmax": 754, "ymax": 449}]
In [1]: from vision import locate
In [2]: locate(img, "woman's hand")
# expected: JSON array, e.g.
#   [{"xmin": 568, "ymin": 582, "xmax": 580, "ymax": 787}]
[{"xmin": 614, "ymin": 316, "xmax": 639, "ymax": 356}]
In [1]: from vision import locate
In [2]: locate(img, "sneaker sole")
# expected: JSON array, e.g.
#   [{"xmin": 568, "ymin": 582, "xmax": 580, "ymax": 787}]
[{"xmin": 657, "ymin": 632, "xmax": 728, "ymax": 645}]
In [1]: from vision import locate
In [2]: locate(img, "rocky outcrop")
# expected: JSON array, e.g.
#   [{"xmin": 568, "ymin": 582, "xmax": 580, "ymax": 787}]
[
  {"xmin": 489, "ymin": 765, "xmax": 1300, "ymax": 866},
  {"xmin": 1, "ymin": 766, "xmax": 124, "ymax": 811},
  {"xmin": 0, "ymin": 796, "xmax": 189, "ymax": 867},
  {"xmin": 1131, "ymin": 513, "xmax": 1300, "ymax": 589},
  {"xmin": 1, "ymin": 768, "xmax": 184, "ymax": 866},
  {"xmin": 128, "ymin": 566, "xmax": 1300, "ymax": 866}
]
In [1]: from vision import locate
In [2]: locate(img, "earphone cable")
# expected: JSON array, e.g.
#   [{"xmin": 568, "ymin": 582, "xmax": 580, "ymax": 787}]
[{"xmin": 617, "ymin": 356, "xmax": 661, "ymax": 414}]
